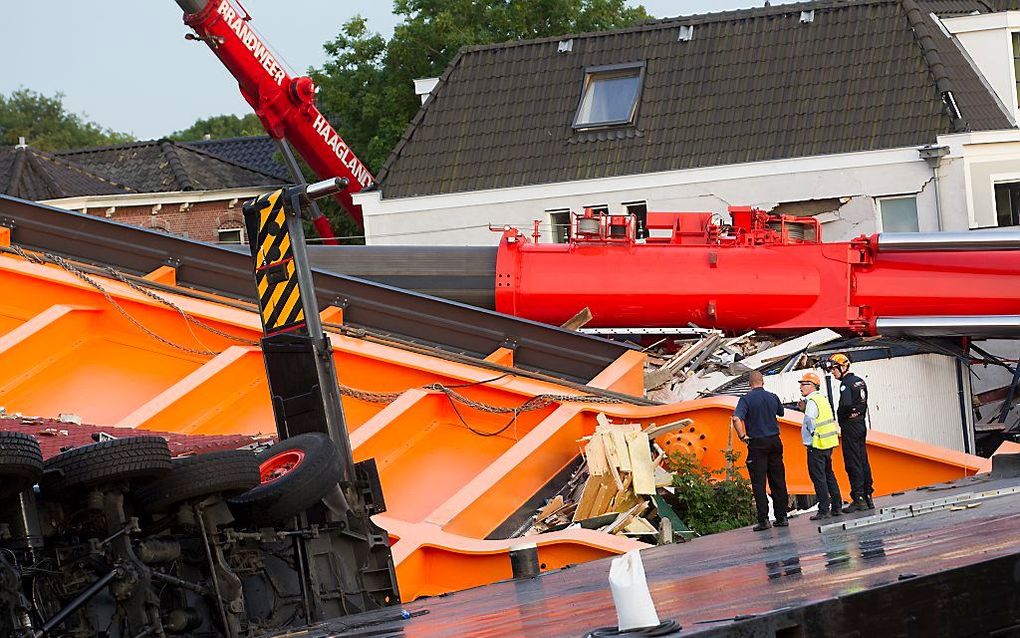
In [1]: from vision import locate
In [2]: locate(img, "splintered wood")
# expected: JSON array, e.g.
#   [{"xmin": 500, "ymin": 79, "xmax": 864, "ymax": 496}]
[
  {"xmin": 520, "ymin": 413, "xmax": 688, "ymax": 539},
  {"xmin": 568, "ymin": 416, "xmax": 660, "ymax": 534}
]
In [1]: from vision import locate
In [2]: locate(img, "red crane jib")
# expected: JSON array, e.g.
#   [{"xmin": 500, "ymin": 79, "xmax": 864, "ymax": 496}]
[
  {"xmin": 494, "ymin": 207, "xmax": 1020, "ymax": 335},
  {"xmin": 180, "ymin": 0, "xmax": 373, "ymax": 232}
]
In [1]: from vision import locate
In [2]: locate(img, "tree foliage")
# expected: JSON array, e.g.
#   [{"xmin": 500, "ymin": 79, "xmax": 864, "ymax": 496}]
[
  {"xmin": 667, "ymin": 450, "xmax": 756, "ymax": 535},
  {"xmin": 0, "ymin": 88, "xmax": 133, "ymax": 151},
  {"xmin": 313, "ymin": 0, "xmax": 649, "ymax": 174},
  {"xmin": 168, "ymin": 113, "xmax": 265, "ymax": 141}
]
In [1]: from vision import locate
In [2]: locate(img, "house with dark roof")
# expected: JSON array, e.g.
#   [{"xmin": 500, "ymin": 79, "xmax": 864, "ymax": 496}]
[
  {"xmin": 2, "ymin": 138, "xmax": 285, "ymax": 244},
  {"xmin": 355, "ymin": 0, "xmax": 1020, "ymax": 245}
]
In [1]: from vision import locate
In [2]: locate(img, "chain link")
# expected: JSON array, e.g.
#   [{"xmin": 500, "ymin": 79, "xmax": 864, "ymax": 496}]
[
  {"xmin": 338, "ymin": 382, "xmax": 619, "ymax": 412},
  {"xmin": 101, "ymin": 266, "xmax": 258, "ymax": 346}
]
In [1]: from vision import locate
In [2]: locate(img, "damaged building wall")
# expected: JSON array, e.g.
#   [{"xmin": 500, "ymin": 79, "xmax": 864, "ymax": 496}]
[
  {"xmin": 357, "ymin": 146, "xmax": 945, "ymax": 246},
  {"xmin": 359, "ymin": 129, "xmax": 1020, "ymax": 246}
]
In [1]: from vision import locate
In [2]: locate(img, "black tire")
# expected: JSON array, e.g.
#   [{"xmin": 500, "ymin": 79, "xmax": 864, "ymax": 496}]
[
  {"xmin": 0, "ymin": 432, "xmax": 43, "ymax": 499},
  {"xmin": 41, "ymin": 437, "xmax": 171, "ymax": 496},
  {"xmin": 133, "ymin": 450, "xmax": 260, "ymax": 513},
  {"xmin": 229, "ymin": 433, "xmax": 341, "ymax": 524}
]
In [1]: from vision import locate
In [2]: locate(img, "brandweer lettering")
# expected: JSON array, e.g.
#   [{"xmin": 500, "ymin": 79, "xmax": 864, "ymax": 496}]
[
  {"xmin": 217, "ymin": 0, "xmax": 285, "ymax": 86},
  {"xmin": 313, "ymin": 115, "xmax": 374, "ymax": 189}
]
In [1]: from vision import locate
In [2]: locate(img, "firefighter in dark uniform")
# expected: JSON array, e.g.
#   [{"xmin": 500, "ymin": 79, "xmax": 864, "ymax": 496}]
[{"xmin": 828, "ymin": 353, "xmax": 874, "ymax": 512}]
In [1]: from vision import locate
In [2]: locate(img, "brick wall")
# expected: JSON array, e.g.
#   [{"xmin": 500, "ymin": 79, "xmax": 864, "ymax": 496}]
[{"xmin": 84, "ymin": 198, "xmax": 247, "ymax": 245}]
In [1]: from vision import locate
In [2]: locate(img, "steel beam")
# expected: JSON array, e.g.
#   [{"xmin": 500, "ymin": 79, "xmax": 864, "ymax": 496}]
[{"xmin": 0, "ymin": 195, "xmax": 632, "ymax": 383}]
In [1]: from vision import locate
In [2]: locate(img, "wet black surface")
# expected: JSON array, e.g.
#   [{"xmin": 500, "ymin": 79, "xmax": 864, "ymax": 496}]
[{"xmin": 270, "ymin": 474, "xmax": 1020, "ymax": 637}]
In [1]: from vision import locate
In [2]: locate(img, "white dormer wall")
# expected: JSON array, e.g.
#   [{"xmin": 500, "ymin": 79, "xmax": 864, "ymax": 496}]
[{"xmin": 943, "ymin": 11, "xmax": 1020, "ymax": 118}]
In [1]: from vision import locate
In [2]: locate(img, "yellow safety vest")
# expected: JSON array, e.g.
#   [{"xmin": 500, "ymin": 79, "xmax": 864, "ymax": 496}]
[{"xmin": 807, "ymin": 391, "xmax": 839, "ymax": 450}]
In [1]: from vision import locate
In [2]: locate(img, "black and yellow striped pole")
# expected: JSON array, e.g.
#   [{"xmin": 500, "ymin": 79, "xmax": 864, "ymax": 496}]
[{"xmin": 242, "ymin": 178, "xmax": 356, "ymax": 472}]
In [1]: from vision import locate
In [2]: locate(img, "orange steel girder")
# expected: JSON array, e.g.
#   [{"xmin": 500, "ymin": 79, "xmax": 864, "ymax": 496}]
[{"xmin": 0, "ymin": 250, "xmax": 988, "ymax": 599}]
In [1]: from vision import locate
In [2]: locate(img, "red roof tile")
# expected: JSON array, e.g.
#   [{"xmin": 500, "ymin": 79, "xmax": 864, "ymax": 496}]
[{"xmin": 0, "ymin": 416, "xmax": 271, "ymax": 460}]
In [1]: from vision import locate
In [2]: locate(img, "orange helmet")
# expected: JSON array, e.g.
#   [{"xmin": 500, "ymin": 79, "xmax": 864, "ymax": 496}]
[
  {"xmin": 829, "ymin": 353, "xmax": 851, "ymax": 368},
  {"xmin": 799, "ymin": 371, "xmax": 821, "ymax": 387}
]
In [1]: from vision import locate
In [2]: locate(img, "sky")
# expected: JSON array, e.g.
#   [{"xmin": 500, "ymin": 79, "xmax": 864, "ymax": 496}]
[{"xmin": 2, "ymin": 1, "xmax": 787, "ymax": 140}]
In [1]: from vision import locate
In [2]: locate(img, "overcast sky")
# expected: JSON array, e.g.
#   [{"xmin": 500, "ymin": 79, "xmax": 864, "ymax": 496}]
[{"xmin": 2, "ymin": 1, "xmax": 783, "ymax": 140}]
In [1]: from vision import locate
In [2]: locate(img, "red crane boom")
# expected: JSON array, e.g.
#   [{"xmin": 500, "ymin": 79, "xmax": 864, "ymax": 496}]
[{"xmin": 174, "ymin": 0, "xmax": 374, "ymax": 241}]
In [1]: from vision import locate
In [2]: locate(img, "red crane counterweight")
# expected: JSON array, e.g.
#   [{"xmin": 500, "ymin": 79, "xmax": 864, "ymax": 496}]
[{"xmin": 491, "ymin": 207, "xmax": 1020, "ymax": 336}]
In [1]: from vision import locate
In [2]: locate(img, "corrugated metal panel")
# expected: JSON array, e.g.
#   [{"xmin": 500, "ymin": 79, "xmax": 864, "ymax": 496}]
[
  {"xmin": 855, "ymin": 354, "xmax": 967, "ymax": 451},
  {"xmin": 763, "ymin": 354, "xmax": 968, "ymax": 451}
]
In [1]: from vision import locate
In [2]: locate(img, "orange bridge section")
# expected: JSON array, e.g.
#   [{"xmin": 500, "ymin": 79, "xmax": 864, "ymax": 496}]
[{"xmin": 0, "ymin": 246, "xmax": 987, "ymax": 600}]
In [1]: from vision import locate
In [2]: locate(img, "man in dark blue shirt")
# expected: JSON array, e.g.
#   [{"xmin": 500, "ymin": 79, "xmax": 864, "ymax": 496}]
[{"xmin": 732, "ymin": 370, "xmax": 789, "ymax": 531}]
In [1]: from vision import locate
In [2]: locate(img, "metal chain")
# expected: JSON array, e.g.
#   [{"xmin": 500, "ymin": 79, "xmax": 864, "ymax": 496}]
[
  {"xmin": 338, "ymin": 382, "xmax": 619, "ymax": 412},
  {"xmin": 101, "ymin": 267, "xmax": 258, "ymax": 346},
  {"xmin": 9, "ymin": 244, "xmax": 223, "ymax": 357}
]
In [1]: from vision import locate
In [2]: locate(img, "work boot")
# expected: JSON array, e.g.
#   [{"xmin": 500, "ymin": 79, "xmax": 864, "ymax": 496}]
[
  {"xmin": 863, "ymin": 495, "xmax": 875, "ymax": 510},
  {"xmin": 830, "ymin": 506, "xmax": 843, "ymax": 517},
  {"xmin": 774, "ymin": 517, "xmax": 789, "ymax": 527},
  {"xmin": 753, "ymin": 521, "xmax": 772, "ymax": 532},
  {"xmin": 842, "ymin": 498, "xmax": 868, "ymax": 514},
  {"xmin": 809, "ymin": 510, "xmax": 830, "ymax": 521}
]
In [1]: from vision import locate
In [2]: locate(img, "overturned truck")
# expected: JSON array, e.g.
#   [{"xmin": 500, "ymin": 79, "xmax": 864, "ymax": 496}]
[{"xmin": 0, "ymin": 181, "xmax": 398, "ymax": 638}]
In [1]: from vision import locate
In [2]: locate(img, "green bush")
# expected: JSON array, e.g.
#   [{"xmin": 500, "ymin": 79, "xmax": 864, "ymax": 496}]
[{"xmin": 667, "ymin": 450, "xmax": 756, "ymax": 535}]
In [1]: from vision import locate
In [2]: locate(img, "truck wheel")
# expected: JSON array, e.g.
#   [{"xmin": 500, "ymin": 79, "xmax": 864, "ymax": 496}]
[
  {"xmin": 0, "ymin": 432, "xmax": 43, "ymax": 499},
  {"xmin": 41, "ymin": 437, "xmax": 171, "ymax": 497},
  {"xmin": 133, "ymin": 450, "xmax": 261, "ymax": 513},
  {"xmin": 229, "ymin": 433, "xmax": 341, "ymax": 524}
]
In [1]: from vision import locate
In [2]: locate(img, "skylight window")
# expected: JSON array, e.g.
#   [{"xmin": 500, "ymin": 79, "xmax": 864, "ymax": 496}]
[{"xmin": 572, "ymin": 63, "xmax": 645, "ymax": 129}]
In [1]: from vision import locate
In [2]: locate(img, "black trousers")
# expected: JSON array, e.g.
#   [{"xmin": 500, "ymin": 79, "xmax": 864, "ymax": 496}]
[
  {"xmin": 806, "ymin": 447, "xmax": 841, "ymax": 512},
  {"xmin": 841, "ymin": 420, "xmax": 874, "ymax": 500},
  {"xmin": 745, "ymin": 435, "xmax": 788, "ymax": 524}
]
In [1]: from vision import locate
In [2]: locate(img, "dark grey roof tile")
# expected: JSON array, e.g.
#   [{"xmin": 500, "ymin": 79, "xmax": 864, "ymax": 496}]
[
  {"xmin": 0, "ymin": 146, "xmax": 133, "ymax": 200},
  {"xmin": 56, "ymin": 139, "xmax": 284, "ymax": 193}
]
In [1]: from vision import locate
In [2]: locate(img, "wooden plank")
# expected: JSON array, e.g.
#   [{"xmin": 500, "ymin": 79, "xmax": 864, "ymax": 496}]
[
  {"xmin": 599, "ymin": 429, "xmax": 626, "ymax": 490},
  {"xmin": 643, "ymin": 418, "xmax": 693, "ymax": 439},
  {"xmin": 687, "ymin": 334, "xmax": 723, "ymax": 372},
  {"xmin": 573, "ymin": 476, "xmax": 605, "ymax": 521},
  {"xmin": 611, "ymin": 490, "xmax": 641, "ymax": 513},
  {"xmin": 623, "ymin": 517, "xmax": 658, "ymax": 534},
  {"xmin": 588, "ymin": 481, "xmax": 616, "ymax": 518},
  {"xmin": 536, "ymin": 495, "xmax": 564, "ymax": 521},
  {"xmin": 560, "ymin": 307, "xmax": 593, "ymax": 331},
  {"xmin": 605, "ymin": 502, "xmax": 646, "ymax": 535},
  {"xmin": 627, "ymin": 430, "xmax": 656, "ymax": 496},
  {"xmin": 585, "ymin": 434, "xmax": 609, "ymax": 476},
  {"xmin": 609, "ymin": 429, "xmax": 631, "ymax": 472},
  {"xmin": 654, "ymin": 464, "xmax": 673, "ymax": 488}
]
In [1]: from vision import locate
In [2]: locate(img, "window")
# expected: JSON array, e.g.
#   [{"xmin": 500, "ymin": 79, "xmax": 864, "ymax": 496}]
[
  {"xmin": 218, "ymin": 226, "xmax": 244, "ymax": 244},
  {"xmin": 1013, "ymin": 32, "xmax": 1020, "ymax": 109},
  {"xmin": 995, "ymin": 181, "xmax": 1020, "ymax": 227},
  {"xmin": 547, "ymin": 209, "xmax": 571, "ymax": 243},
  {"xmin": 878, "ymin": 197, "xmax": 919, "ymax": 232},
  {"xmin": 623, "ymin": 201, "xmax": 648, "ymax": 239},
  {"xmin": 573, "ymin": 63, "xmax": 644, "ymax": 129}
]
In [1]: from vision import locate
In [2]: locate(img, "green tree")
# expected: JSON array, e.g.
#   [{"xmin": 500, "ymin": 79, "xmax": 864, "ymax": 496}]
[
  {"xmin": 168, "ymin": 113, "xmax": 265, "ymax": 141},
  {"xmin": 0, "ymin": 88, "xmax": 133, "ymax": 151},
  {"xmin": 313, "ymin": 0, "xmax": 649, "ymax": 174}
]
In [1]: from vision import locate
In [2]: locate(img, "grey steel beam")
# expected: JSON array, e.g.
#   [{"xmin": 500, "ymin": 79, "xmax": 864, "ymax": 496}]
[{"xmin": 0, "ymin": 194, "xmax": 633, "ymax": 384}]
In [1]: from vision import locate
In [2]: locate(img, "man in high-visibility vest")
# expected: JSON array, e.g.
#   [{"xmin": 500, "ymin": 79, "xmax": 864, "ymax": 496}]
[{"xmin": 798, "ymin": 371, "xmax": 842, "ymax": 521}]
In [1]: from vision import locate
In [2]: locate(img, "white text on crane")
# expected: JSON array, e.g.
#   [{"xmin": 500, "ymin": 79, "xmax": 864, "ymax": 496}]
[
  {"xmin": 313, "ymin": 115, "xmax": 374, "ymax": 189},
  {"xmin": 216, "ymin": 0, "xmax": 286, "ymax": 86}
]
